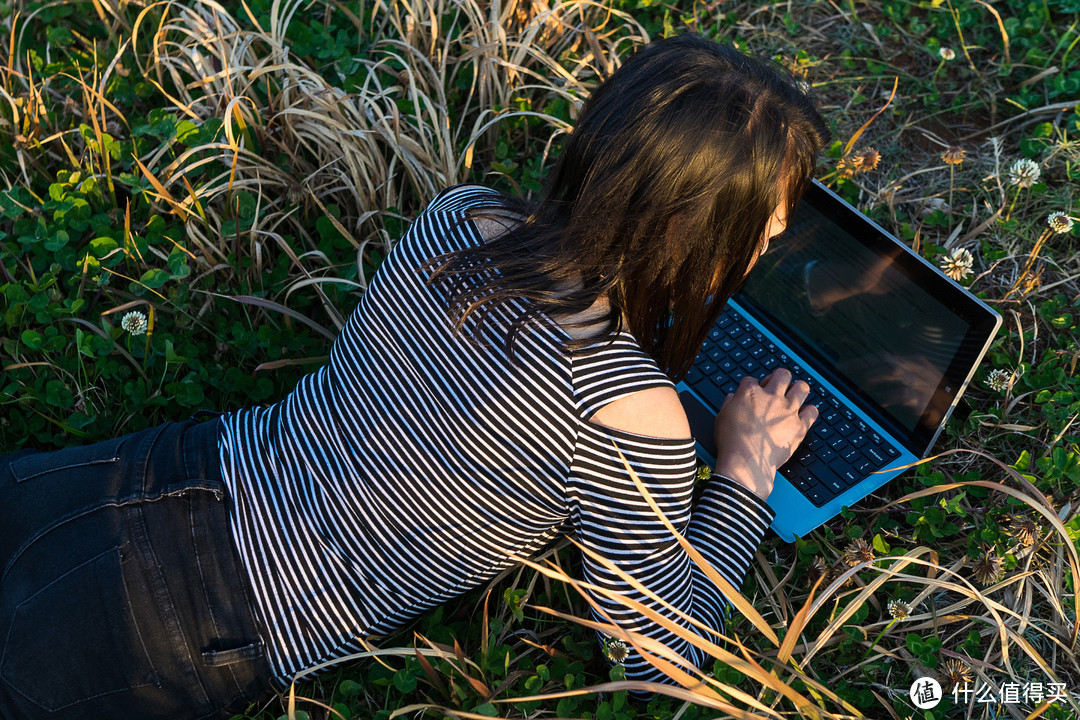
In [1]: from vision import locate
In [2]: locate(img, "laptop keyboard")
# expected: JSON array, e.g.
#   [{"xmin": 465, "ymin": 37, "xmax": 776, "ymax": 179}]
[{"xmin": 686, "ymin": 313, "xmax": 901, "ymax": 507}]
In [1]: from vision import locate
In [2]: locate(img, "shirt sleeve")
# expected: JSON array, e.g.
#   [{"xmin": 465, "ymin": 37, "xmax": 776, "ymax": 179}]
[{"xmin": 566, "ymin": 420, "xmax": 774, "ymax": 684}]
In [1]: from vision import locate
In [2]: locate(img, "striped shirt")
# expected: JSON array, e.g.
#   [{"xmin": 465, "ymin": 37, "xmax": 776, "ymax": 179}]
[{"xmin": 218, "ymin": 185, "xmax": 775, "ymax": 686}]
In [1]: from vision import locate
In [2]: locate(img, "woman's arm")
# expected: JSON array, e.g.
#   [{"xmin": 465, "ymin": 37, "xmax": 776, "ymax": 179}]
[{"xmin": 572, "ymin": 373, "xmax": 814, "ymax": 683}]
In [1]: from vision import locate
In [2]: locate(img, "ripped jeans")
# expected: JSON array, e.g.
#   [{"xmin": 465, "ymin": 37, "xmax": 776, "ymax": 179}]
[{"xmin": 0, "ymin": 419, "xmax": 273, "ymax": 720}]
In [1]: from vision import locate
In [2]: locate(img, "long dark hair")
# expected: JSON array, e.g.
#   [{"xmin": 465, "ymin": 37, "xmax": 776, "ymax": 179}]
[{"xmin": 429, "ymin": 35, "xmax": 829, "ymax": 379}]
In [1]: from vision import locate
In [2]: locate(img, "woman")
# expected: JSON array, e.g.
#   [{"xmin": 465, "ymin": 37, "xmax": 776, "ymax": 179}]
[{"xmin": 0, "ymin": 34, "xmax": 828, "ymax": 719}]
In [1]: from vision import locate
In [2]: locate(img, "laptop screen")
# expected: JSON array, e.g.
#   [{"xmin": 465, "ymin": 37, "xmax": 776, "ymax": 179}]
[{"xmin": 736, "ymin": 182, "xmax": 999, "ymax": 453}]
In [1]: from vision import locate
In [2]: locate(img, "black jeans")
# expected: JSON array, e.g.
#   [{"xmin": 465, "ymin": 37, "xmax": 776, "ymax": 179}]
[{"xmin": 0, "ymin": 419, "xmax": 273, "ymax": 720}]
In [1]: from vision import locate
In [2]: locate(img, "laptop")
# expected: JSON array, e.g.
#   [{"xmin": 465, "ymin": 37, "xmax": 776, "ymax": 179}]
[{"xmin": 677, "ymin": 179, "xmax": 1002, "ymax": 541}]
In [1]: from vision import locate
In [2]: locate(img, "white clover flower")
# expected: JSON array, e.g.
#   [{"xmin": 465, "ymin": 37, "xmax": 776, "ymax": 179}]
[
  {"xmin": 1047, "ymin": 212, "xmax": 1075, "ymax": 234},
  {"xmin": 1008, "ymin": 158, "xmax": 1041, "ymax": 188},
  {"xmin": 121, "ymin": 311, "xmax": 148, "ymax": 336},
  {"xmin": 888, "ymin": 599, "xmax": 912, "ymax": 620},
  {"xmin": 985, "ymin": 368, "xmax": 1010, "ymax": 392},
  {"xmin": 939, "ymin": 247, "xmax": 974, "ymax": 281},
  {"xmin": 939, "ymin": 47, "xmax": 956, "ymax": 61},
  {"xmin": 603, "ymin": 638, "xmax": 629, "ymax": 664}
]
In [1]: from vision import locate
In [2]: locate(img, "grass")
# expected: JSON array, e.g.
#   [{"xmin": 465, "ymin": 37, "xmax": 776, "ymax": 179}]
[{"xmin": 2, "ymin": 0, "xmax": 1080, "ymax": 718}]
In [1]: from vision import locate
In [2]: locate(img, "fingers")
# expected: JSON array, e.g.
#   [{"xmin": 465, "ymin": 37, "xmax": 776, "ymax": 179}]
[
  {"xmin": 759, "ymin": 368, "xmax": 811, "ymax": 402},
  {"xmin": 760, "ymin": 368, "xmax": 791, "ymax": 388}
]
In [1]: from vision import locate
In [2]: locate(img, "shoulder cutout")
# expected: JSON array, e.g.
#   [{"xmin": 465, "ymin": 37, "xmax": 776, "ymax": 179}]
[
  {"xmin": 588, "ymin": 386, "xmax": 692, "ymax": 441},
  {"xmin": 470, "ymin": 214, "xmax": 520, "ymax": 243}
]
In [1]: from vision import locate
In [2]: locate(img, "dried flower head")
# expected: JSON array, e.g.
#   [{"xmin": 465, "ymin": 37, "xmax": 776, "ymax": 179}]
[
  {"xmin": 832, "ymin": 561, "xmax": 857, "ymax": 588},
  {"xmin": 807, "ymin": 556, "xmax": 831, "ymax": 587},
  {"xmin": 940, "ymin": 658, "xmax": 974, "ymax": 693},
  {"xmin": 939, "ymin": 47, "xmax": 956, "ymax": 61},
  {"xmin": 887, "ymin": 599, "xmax": 912, "ymax": 620},
  {"xmin": 1006, "ymin": 515, "xmax": 1040, "ymax": 547},
  {"xmin": 941, "ymin": 146, "xmax": 966, "ymax": 165},
  {"xmin": 1008, "ymin": 158, "xmax": 1041, "ymax": 188},
  {"xmin": 1047, "ymin": 212, "xmax": 1075, "ymax": 234},
  {"xmin": 121, "ymin": 311, "xmax": 148, "ymax": 336},
  {"xmin": 603, "ymin": 638, "xmax": 629, "ymax": 664},
  {"xmin": 843, "ymin": 538, "xmax": 875, "ymax": 567},
  {"xmin": 972, "ymin": 550, "xmax": 1004, "ymax": 586},
  {"xmin": 853, "ymin": 147, "xmax": 881, "ymax": 172},
  {"xmin": 836, "ymin": 156, "xmax": 858, "ymax": 179},
  {"xmin": 985, "ymin": 368, "xmax": 1011, "ymax": 392},
  {"xmin": 940, "ymin": 247, "xmax": 974, "ymax": 281}
]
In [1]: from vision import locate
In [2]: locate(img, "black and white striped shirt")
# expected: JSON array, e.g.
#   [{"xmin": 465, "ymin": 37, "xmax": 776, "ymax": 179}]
[{"xmin": 218, "ymin": 185, "xmax": 775, "ymax": 686}]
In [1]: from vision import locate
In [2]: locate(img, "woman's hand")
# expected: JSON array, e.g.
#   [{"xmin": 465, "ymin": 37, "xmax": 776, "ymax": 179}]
[{"xmin": 712, "ymin": 369, "xmax": 819, "ymax": 501}]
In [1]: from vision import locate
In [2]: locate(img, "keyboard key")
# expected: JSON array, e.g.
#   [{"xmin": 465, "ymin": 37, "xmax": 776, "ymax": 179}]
[
  {"xmin": 805, "ymin": 484, "xmax": 832, "ymax": 506},
  {"xmin": 838, "ymin": 465, "xmax": 861, "ymax": 486},
  {"xmin": 854, "ymin": 455, "xmax": 875, "ymax": 474},
  {"xmin": 864, "ymin": 445, "xmax": 887, "ymax": 465},
  {"xmin": 828, "ymin": 435, "xmax": 849, "ymax": 452},
  {"xmin": 780, "ymin": 463, "xmax": 823, "ymax": 491},
  {"xmin": 779, "ymin": 463, "xmax": 800, "ymax": 479}
]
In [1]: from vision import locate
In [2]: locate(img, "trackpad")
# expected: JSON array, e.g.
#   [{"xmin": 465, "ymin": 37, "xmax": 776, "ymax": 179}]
[{"xmin": 679, "ymin": 391, "xmax": 717, "ymax": 458}]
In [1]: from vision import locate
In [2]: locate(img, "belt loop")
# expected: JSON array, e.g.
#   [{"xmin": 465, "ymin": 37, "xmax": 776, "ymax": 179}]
[
  {"xmin": 132, "ymin": 423, "xmax": 170, "ymax": 499},
  {"xmin": 181, "ymin": 416, "xmax": 225, "ymax": 497}
]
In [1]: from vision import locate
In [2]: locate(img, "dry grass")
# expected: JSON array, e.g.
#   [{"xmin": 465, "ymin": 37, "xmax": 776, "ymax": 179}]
[{"xmin": 3, "ymin": 0, "xmax": 1079, "ymax": 717}]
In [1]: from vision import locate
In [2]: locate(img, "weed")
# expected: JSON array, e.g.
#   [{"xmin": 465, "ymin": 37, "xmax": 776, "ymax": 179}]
[{"xmin": 3, "ymin": 0, "xmax": 1080, "ymax": 718}]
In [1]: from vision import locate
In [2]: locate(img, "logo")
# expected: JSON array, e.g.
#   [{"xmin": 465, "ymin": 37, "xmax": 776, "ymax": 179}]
[{"xmin": 910, "ymin": 678, "xmax": 942, "ymax": 709}]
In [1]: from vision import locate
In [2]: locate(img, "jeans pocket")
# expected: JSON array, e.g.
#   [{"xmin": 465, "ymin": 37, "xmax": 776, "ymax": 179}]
[
  {"xmin": 10, "ymin": 435, "xmax": 127, "ymax": 483},
  {"xmin": 0, "ymin": 545, "xmax": 157, "ymax": 711}
]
